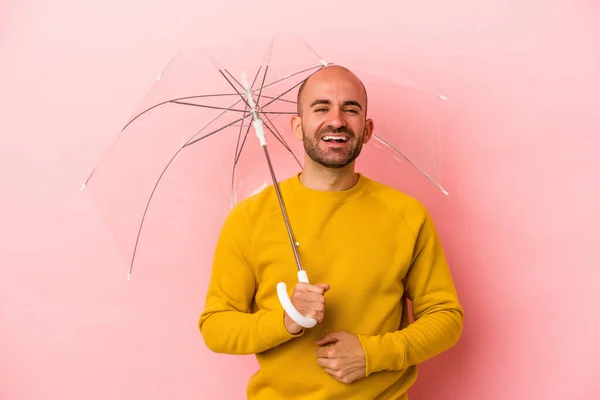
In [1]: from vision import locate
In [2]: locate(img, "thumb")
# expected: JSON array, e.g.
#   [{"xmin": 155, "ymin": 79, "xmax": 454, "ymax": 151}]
[
  {"xmin": 316, "ymin": 331, "xmax": 344, "ymax": 346},
  {"xmin": 316, "ymin": 284, "xmax": 330, "ymax": 292}
]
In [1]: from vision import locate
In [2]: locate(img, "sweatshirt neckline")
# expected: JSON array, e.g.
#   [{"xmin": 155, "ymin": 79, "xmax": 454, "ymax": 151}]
[{"xmin": 287, "ymin": 172, "xmax": 368, "ymax": 203}]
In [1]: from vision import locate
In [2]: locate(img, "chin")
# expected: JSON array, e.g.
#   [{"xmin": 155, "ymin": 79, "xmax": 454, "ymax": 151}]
[{"xmin": 318, "ymin": 159, "xmax": 354, "ymax": 169}]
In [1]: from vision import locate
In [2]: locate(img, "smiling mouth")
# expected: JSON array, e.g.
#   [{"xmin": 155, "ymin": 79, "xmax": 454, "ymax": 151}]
[{"xmin": 322, "ymin": 135, "xmax": 349, "ymax": 143}]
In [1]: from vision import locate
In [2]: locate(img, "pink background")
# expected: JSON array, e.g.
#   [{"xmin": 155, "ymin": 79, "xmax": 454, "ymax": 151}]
[{"xmin": 2, "ymin": 0, "xmax": 599, "ymax": 399}]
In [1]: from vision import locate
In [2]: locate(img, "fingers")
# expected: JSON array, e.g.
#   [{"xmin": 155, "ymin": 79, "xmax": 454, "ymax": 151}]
[
  {"xmin": 317, "ymin": 356, "xmax": 338, "ymax": 369},
  {"xmin": 297, "ymin": 305, "xmax": 324, "ymax": 322},
  {"xmin": 295, "ymin": 282, "xmax": 330, "ymax": 294},
  {"xmin": 315, "ymin": 345, "xmax": 335, "ymax": 359},
  {"xmin": 291, "ymin": 283, "xmax": 328, "ymax": 322},
  {"xmin": 315, "ymin": 332, "xmax": 365, "ymax": 385},
  {"xmin": 315, "ymin": 336, "xmax": 338, "ymax": 347},
  {"xmin": 284, "ymin": 282, "xmax": 330, "ymax": 331},
  {"xmin": 292, "ymin": 291, "xmax": 326, "ymax": 304},
  {"xmin": 316, "ymin": 331, "xmax": 344, "ymax": 346},
  {"xmin": 291, "ymin": 293, "xmax": 324, "ymax": 314}
]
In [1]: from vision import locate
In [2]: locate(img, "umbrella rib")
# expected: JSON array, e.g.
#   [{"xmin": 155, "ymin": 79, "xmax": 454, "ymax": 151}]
[
  {"xmin": 261, "ymin": 113, "xmax": 303, "ymax": 169},
  {"xmin": 184, "ymin": 69, "xmax": 266, "ymax": 149},
  {"xmin": 233, "ymin": 66, "xmax": 263, "ymax": 163},
  {"xmin": 122, "ymin": 93, "xmax": 242, "ymax": 131},
  {"xmin": 257, "ymin": 64, "xmax": 324, "ymax": 95},
  {"xmin": 255, "ymin": 65, "xmax": 269, "ymax": 112},
  {"xmin": 231, "ymin": 105, "xmax": 253, "ymax": 207},
  {"xmin": 219, "ymin": 64, "xmax": 325, "ymax": 115},
  {"xmin": 170, "ymin": 100, "xmax": 295, "ymax": 115},
  {"xmin": 174, "ymin": 64, "xmax": 327, "ymax": 152},
  {"xmin": 129, "ymin": 106, "xmax": 292, "ymax": 276},
  {"xmin": 257, "ymin": 95, "xmax": 296, "ymax": 105},
  {"xmin": 183, "ymin": 66, "xmax": 266, "ymax": 148},
  {"xmin": 233, "ymin": 65, "xmax": 267, "ymax": 166},
  {"xmin": 184, "ymin": 115, "xmax": 245, "ymax": 147},
  {"xmin": 219, "ymin": 70, "xmax": 252, "ymax": 109},
  {"xmin": 260, "ymin": 113, "xmax": 292, "ymax": 151},
  {"xmin": 259, "ymin": 77, "xmax": 311, "ymax": 111},
  {"xmin": 233, "ymin": 122, "xmax": 253, "ymax": 171},
  {"xmin": 128, "ymin": 90, "xmax": 261, "ymax": 275},
  {"xmin": 229, "ymin": 65, "xmax": 269, "ymax": 206},
  {"xmin": 372, "ymin": 134, "xmax": 449, "ymax": 195},
  {"xmin": 223, "ymin": 65, "xmax": 302, "ymax": 168},
  {"xmin": 122, "ymin": 63, "xmax": 324, "ymax": 132},
  {"xmin": 127, "ymin": 145, "xmax": 185, "ymax": 277},
  {"xmin": 233, "ymin": 117, "xmax": 250, "ymax": 164},
  {"xmin": 185, "ymin": 70, "xmax": 316, "ymax": 148}
]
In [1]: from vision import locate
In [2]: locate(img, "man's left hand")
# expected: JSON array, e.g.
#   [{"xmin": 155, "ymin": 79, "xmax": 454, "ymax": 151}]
[{"xmin": 315, "ymin": 331, "xmax": 366, "ymax": 384}]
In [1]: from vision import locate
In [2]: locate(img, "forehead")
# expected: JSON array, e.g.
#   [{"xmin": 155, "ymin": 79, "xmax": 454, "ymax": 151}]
[{"xmin": 301, "ymin": 69, "xmax": 366, "ymax": 105}]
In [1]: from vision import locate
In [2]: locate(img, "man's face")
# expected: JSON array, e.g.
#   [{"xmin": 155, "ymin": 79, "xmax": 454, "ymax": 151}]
[{"xmin": 292, "ymin": 68, "xmax": 373, "ymax": 169}]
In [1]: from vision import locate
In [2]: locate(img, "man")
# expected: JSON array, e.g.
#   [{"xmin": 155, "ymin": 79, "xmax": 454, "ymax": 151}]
[{"xmin": 199, "ymin": 65, "xmax": 464, "ymax": 399}]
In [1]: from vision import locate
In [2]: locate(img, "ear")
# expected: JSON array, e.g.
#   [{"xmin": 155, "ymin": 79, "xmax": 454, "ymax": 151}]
[
  {"xmin": 362, "ymin": 118, "xmax": 374, "ymax": 144},
  {"xmin": 291, "ymin": 115, "xmax": 304, "ymax": 140}
]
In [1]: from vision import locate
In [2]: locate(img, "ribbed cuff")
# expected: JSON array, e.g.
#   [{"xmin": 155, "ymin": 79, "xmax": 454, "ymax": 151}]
[
  {"xmin": 255, "ymin": 308, "xmax": 304, "ymax": 349},
  {"xmin": 357, "ymin": 333, "xmax": 407, "ymax": 376}
]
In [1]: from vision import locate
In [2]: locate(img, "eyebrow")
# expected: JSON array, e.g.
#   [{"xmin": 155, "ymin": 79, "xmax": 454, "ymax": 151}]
[{"xmin": 309, "ymin": 99, "xmax": 363, "ymax": 109}]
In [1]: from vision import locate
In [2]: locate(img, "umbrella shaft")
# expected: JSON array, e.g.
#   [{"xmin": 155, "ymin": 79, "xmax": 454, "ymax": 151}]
[{"xmin": 262, "ymin": 145, "xmax": 304, "ymax": 272}]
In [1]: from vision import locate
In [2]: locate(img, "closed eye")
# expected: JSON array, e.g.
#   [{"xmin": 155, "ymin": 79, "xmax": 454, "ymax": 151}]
[{"xmin": 314, "ymin": 108, "xmax": 359, "ymax": 114}]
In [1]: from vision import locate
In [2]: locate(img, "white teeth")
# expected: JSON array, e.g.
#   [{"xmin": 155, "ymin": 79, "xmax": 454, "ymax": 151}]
[{"xmin": 323, "ymin": 135, "xmax": 348, "ymax": 142}]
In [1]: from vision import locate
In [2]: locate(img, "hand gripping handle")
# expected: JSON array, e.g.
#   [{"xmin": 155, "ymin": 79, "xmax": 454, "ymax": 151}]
[{"xmin": 276, "ymin": 270, "xmax": 317, "ymax": 328}]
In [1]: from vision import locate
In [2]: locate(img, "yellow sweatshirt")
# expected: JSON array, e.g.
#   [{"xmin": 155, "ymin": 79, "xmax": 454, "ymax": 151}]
[{"xmin": 199, "ymin": 173, "xmax": 463, "ymax": 399}]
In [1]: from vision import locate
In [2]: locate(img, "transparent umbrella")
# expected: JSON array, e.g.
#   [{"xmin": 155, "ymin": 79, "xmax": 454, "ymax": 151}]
[{"xmin": 81, "ymin": 34, "xmax": 448, "ymax": 328}]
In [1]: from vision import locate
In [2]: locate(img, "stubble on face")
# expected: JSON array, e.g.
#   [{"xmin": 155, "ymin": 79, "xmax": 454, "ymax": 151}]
[{"xmin": 301, "ymin": 124, "xmax": 365, "ymax": 169}]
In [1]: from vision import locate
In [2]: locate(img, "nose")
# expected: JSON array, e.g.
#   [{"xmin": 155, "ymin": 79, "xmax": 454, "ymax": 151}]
[{"xmin": 326, "ymin": 108, "xmax": 346, "ymax": 129}]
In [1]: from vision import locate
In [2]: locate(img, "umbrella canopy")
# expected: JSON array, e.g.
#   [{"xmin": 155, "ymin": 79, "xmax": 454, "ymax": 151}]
[{"xmin": 82, "ymin": 34, "xmax": 447, "ymax": 283}]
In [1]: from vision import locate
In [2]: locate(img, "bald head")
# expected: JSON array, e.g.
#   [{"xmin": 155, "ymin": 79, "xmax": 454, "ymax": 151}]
[
  {"xmin": 296, "ymin": 65, "xmax": 368, "ymax": 116},
  {"xmin": 290, "ymin": 64, "xmax": 374, "ymax": 170}
]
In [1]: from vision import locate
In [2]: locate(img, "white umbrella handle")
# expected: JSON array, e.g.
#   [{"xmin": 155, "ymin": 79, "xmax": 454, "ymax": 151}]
[{"xmin": 276, "ymin": 270, "xmax": 317, "ymax": 328}]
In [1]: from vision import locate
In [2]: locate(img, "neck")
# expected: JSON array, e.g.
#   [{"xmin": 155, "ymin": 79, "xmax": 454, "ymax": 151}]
[{"xmin": 299, "ymin": 159, "xmax": 359, "ymax": 191}]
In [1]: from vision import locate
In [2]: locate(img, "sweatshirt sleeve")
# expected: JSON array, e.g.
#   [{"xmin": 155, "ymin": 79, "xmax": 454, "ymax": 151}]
[
  {"xmin": 357, "ymin": 211, "xmax": 464, "ymax": 375},
  {"xmin": 198, "ymin": 204, "xmax": 303, "ymax": 355}
]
